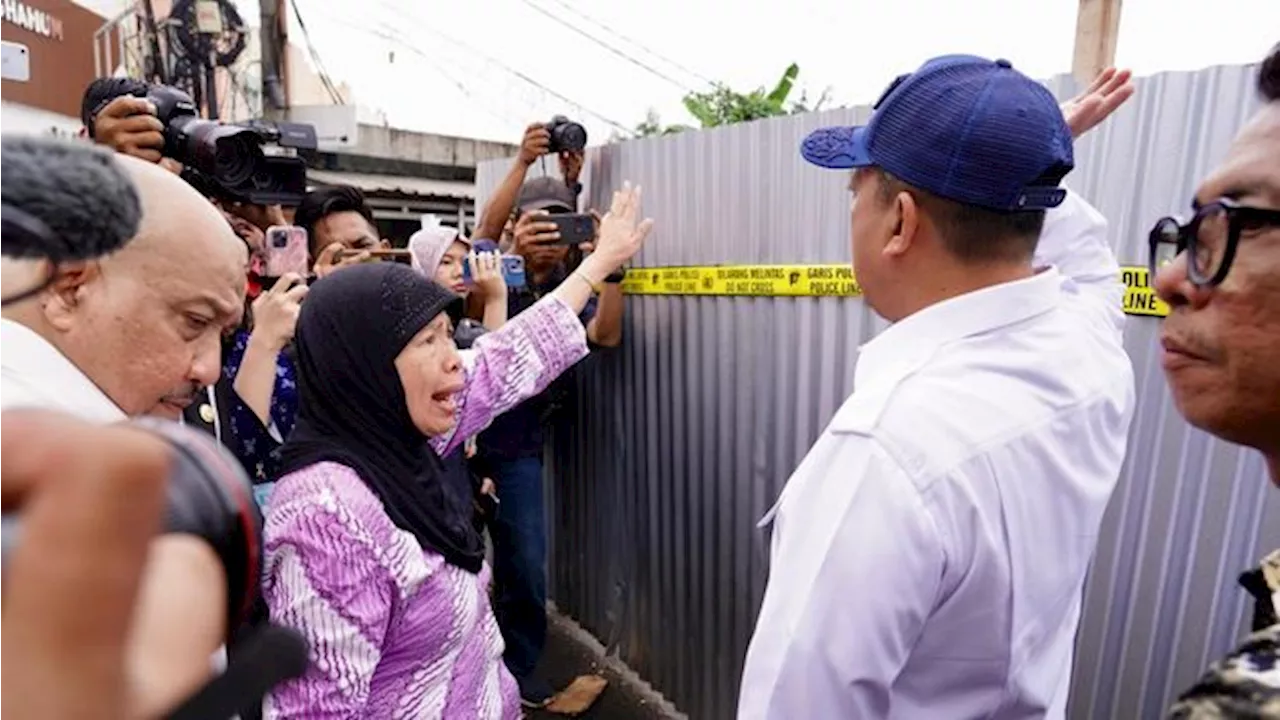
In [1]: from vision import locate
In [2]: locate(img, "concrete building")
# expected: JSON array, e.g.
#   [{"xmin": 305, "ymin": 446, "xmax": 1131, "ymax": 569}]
[{"xmin": 309, "ymin": 122, "xmax": 517, "ymax": 242}]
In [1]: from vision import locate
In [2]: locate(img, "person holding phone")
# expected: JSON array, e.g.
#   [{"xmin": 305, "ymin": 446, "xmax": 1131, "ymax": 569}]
[
  {"xmin": 223, "ymin": 274, "xmax": 307, "ymax": 487},
  {"xmin": 198, "ymin": 220, "xmax": 310, "ymax": 489},
  {"xmin": 408, "ymin": 217, "xmax": 509, "ymax": 331},
  {"xmin": 475, "ymin": 172, "xmax": 629, "ymax": 705},
  {"xmin": 292, "ymin": 185, "xmax": 385, "ymax": 279},
  {"xmin": 470, "ymin": 124, "xmax": 630, "ymax": 705}
]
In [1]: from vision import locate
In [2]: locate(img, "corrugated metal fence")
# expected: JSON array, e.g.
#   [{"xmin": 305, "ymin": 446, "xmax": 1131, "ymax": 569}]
[{"xmin": 475, "ymin": 63, "xmax": 1280, "ymax": 720}]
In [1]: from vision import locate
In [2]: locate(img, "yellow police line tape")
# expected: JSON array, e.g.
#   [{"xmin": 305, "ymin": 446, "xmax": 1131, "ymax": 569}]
[{"xmin": 621, "ymin": 264, "xmax": 1169, "ymax": 318}]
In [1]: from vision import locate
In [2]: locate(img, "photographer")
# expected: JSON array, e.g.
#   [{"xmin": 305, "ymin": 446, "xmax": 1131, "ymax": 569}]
[
  {"xmin": 472, "ymin": 119, "xmax": 627, "ymax": 707},
  {"xmin": 475, "ymin": 120, "xmax": 625, "ymax": 346},
  {"xmin": 82, "ymin": 78, "xmax": 169, "ymax": 167},
  {"xmin": 0, "ymin": 137, "xmax": 254, "ymax": 717},
  {"xmin": 83, "ymin": 78, "xmax": 290, "ymax": 235}
]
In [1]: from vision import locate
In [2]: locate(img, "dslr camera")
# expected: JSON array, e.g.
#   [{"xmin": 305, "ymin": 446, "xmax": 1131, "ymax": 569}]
[
  {"xmin": 545, "ymin": 115, "xmax": 587, "ymax": 153},
  {"xmin": 144, "ymin": 84, "xmax": 317, "ymax": 206}
]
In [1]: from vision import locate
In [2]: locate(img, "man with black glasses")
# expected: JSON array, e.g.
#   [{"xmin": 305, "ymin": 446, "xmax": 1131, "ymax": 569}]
[{"xmin": 1152, "ymin": 44, "xmax": 1279, "ymax": 717}]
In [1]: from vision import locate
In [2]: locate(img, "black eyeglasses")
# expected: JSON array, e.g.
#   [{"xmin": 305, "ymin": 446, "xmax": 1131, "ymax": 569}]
[{"xmin": 1148, "ymin": 198, "xmax": 1280, "ymax": 287}]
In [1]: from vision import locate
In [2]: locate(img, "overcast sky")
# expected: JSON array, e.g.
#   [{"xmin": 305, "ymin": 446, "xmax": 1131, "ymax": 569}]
[{"xmin": 77, "ymin": 0, "xmax": 1280, "ymax": 144}]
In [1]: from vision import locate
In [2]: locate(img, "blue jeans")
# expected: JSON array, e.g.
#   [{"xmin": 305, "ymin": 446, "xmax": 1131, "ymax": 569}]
[{"xmin": 489, "ymin": 457, "xmax": 547, "ymax": 681}]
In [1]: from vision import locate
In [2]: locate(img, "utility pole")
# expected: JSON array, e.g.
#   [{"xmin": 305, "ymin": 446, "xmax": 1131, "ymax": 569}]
[
  {"xmin": 140, "ymin": 0, "xmax": 167, "ymax": 84},
  {"xmin": 260, "ymin": 0, "xmax": 289, "ymax": 118},
  {"xmin": 191, "ymin": 0, "xmax": 227, "ymax": 119},
  {"xmin": 1073, "ymin": 0, "xmax": 1123, "ymax": 83}
]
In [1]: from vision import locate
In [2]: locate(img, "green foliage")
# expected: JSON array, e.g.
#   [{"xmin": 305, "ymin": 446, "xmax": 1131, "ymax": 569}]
[
  {"xmin": 633, "ymin": 108, "xmax": 692, "ymax": 137},
  {"xmin": 634, "ymin": 63, "xmax": 828, "ymax": 138}
]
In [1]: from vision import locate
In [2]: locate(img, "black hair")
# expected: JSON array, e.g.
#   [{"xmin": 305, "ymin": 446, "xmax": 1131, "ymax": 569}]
[
  {"xmin": 1260, "ymin": 42, "xmax": 1280, "ymax": 102},
  {"xmin": 293, "ymin": 184, "xmax": 376, "ymax": 255},
  {"xmin": 80, "ymin": 77, "xmax": 149, "ymax": 138},
  {"xmin": 875, "ymin": 169, "xmax": 1047, "ymax": 264}
]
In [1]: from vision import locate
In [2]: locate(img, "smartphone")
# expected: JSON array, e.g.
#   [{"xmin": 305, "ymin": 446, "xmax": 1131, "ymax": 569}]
[
  {"xmin": 462, "ymin": 253, "xmax": 527, "ymax": 289},
  {"xmin": 262, "ymin": 225, "xmax": 309, "ymax": 277},
  {"xmin": 546, "ymin": 213, "xmax": 595, "ymax": 247},
  {"xmin": 336, "ymin": 248, "xmax": 412, "ymax": 264},
  {"xmin": 369, "ymin": 248, "xmax": 412, "ymax": 264},
  {"xmin": 1, "ymin": 41, "xmax": 30, "ymax": 82}
]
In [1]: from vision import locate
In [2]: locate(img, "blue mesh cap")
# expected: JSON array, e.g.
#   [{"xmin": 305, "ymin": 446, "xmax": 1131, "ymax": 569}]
[{"xmin": 800, "ymin": 55, "xmax": 1074, "ymax": 211}]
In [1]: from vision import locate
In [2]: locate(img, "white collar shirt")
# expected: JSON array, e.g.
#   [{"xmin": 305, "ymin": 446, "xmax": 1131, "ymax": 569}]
[
  {"xmin": 0, "ymin": 317, "xmax": 230, "ymax": 675},
  {"xmin": 1, "ymin": 318, "xmax": 126, "ymax": 420},
  {"xmin": 738, "ymin": 190, "xmax": 1136, "ymax": 719}
]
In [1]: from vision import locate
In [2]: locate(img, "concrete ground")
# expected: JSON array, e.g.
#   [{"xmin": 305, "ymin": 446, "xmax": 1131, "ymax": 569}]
[{"xmin": 525, "ymin": 606, "xmax": 685, "ymax": 720}]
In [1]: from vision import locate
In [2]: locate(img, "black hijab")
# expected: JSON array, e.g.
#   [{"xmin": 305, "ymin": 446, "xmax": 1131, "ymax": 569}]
[{"xmin": 277, "ymin": 263, "xmax": 484, "ymax": 573}]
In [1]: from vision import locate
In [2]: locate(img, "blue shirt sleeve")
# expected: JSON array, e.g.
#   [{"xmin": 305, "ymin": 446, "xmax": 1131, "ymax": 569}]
[
  {"xmin": 220, "ymin": 329, "xmax": 294, "ymax": 485},
  {"xmin": 223, "ymin": 386, "xmax": 283, "ymax": 484}
]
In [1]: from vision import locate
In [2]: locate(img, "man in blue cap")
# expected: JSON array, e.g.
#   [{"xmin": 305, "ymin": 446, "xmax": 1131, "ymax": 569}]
[{"xmin": 738, "ymin": 57, "xmax": 1135, "ymax": 718}]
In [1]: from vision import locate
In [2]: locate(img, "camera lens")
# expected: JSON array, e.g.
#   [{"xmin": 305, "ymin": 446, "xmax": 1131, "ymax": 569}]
[
  {"xmin": 212, "ymin": 135, "xmax": 257, "ymax": 188},
  {"xmin": 557, "ymin": 122, "xmax": 587, "ymax": 151},
  {"xmin": 251, "ymin": 166, "xmax": 274, "ymax": 190},
  {"xmin": 272, "ymin": 233, "xmax": 289, "ymax": 248}
]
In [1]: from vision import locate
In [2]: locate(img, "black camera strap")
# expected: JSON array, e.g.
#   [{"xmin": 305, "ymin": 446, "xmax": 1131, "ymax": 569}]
[{"xmin": 165, "ymin": 624, "xmax": 308, "ymax": 720}]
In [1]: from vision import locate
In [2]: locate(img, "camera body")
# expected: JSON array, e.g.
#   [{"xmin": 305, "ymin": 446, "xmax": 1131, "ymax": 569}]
[
  {"xmin": 545, "ymin": 115, "xmax": 587, "ymax": 153},
  {"xmin": 144, "ymin": 84, "xmax": 316, "ymax": 206}
]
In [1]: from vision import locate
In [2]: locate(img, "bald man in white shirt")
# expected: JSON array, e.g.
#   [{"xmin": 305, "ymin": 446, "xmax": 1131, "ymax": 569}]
[{"xmin": 2, "ymin": 141, "xmax": 247, "ymax": 717}]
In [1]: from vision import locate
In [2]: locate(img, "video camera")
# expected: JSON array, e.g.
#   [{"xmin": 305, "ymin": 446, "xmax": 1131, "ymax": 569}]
[{"xmin": 144, "ymin": 84, "xmax": 317, "ymax": 206}]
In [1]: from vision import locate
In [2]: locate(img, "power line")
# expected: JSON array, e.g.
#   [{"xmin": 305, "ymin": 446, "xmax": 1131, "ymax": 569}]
[
  {"xmin": 371, "ymin": 0, "xmax": 634, "ymax": 136},
  {"xmin": 537, "ymin": 0, "xmax": 715, "ymax": 87},
  {"xmin": 358, "ymin": 19, "xmax": 533, "ymax": 130},
  {"xmin": 300, "ymin": 4, "xmax": 540, "ymax": 131},
  {"xmin": 288, "ymin": 0, "xmax": 345, "ymax": 105},
  {"xmin": 518, "ymin": 0, "xmax": 693, "ymax": 93}
]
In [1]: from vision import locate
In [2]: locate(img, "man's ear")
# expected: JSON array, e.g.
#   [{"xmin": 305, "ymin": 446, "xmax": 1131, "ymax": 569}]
[
  {"xmin": 43, "ymin": 261, "xmax": 100, "ymax": 331},
  {"xmin": 883, "ymin": 191, "xmax": 919, "ymax": 258}
]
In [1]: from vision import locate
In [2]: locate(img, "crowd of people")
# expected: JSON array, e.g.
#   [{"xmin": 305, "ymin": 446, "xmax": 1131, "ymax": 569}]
[
  {"xmin": 0, "ymin": 43, "xmax": 1277, "ymax": 720},
  {"xmin": 3, "ymin": 74, "xmax": 650, "ymax": 718}
]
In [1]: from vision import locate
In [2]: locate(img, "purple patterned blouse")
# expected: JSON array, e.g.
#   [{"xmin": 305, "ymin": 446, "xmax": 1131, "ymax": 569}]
[{"xmin": 262, "ymin": 296, "xmax": 589, "ymax": 719}]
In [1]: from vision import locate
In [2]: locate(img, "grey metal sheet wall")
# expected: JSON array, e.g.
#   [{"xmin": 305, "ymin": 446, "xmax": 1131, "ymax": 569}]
[{"xmin": 475, "ymin": 63, "xmax": 1278, "ymax": 720}]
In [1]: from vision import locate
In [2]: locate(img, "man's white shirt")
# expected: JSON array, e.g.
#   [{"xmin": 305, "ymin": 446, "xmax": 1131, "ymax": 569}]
[
  {"xmin": 2, "ymin": 318, "xmax": 127, "ymax": 422},
  {"xmin": 0, "ymin": 318, "xmax": 231, "ymax": 675},
  {"xmin": 738, "ymin": 191, "xmax": 1136, "ymax": 719}
]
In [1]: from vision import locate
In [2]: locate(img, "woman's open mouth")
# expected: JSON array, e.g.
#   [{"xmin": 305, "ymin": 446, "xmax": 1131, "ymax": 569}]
[{"xmin": 431, "ymin": 387, "xmax": 460, "ymax": 415}]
